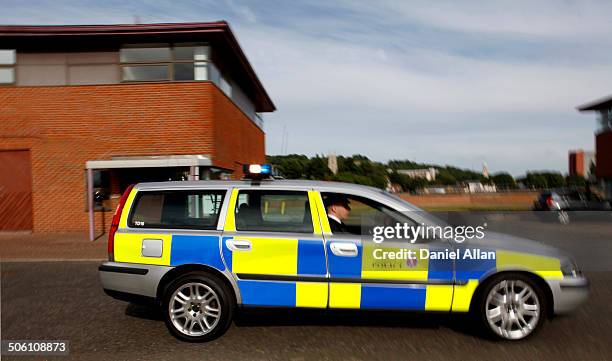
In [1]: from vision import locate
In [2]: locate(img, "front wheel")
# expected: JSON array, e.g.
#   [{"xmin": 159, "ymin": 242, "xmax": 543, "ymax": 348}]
[
  {"xmin": 162, "ymin": 272, "xmax": 234, "ymax": 342},
  {"xmin": 558, "ymin": 210, "xmax": 570, "ymax": 224},
  {"xmin": 475, "ymin": 273, "xmax": 547, "ymax": 340}
]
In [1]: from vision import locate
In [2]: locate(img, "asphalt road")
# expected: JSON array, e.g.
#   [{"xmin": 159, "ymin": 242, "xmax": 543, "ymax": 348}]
[{"xmin": 2, "ymin": 219, "xmax": 612, "ymax": 361}]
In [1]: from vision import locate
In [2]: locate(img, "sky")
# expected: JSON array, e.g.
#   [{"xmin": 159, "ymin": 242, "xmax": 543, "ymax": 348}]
[{"xmin": 2, "ymin": 0, "xmax": 611, "ymax": 176}]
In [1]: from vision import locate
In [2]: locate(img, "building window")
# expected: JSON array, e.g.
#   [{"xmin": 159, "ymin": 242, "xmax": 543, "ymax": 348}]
[
  {"xmin": 0, "ymin": 49, "xmax": 16, "ymax": 84},
  {"xmin": 597, "ymin": 108, "xmax": 612, "ymax": 133},
  {"xmin": 208, "ymin": 62, "xmax": 232, "ymax": 97},
  {"xmin": 220, "ymin": 75, "xmax": 232, "ymax": 97},
  {"xmin": 120, "ymin": 43, "xmax": 210, "ymax": 82},
  {"xmin": 122, "ymin": 65, "xmax": 169, "ymax": 81}
]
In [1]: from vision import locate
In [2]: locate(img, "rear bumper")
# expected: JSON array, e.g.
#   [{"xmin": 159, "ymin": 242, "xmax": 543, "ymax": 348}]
[
  {"xmin": 99, "ymin": 262, "xmax": 172, "ymax": 301},
  {"xmin": 548, "ymin": 276, "xmax": 589, "ymax": 314}
]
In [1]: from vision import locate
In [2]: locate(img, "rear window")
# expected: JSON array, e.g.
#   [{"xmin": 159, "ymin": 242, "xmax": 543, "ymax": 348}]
[{"xmin": 128, "ymin": 190, "xmax": 226, "ymax": 229}]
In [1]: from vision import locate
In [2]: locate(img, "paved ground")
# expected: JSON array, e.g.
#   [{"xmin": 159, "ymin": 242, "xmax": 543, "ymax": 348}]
[
  {"xmin": 1, "ymin": 216, "xmax": 611, "ymax": 360},
  {"xmin": 0, "ymin": 232, "xmax": 106, "ymax": 261},
  {"xmin": 0, "ymin": 262, "xmax": 610, "ymax": 361}
]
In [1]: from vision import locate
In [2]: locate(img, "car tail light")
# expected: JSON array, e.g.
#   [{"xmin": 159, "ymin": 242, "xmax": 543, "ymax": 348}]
[
  {"xmin": 108, "ymin": 184, "xmax": 134, "ymax": 261},
  {"xmin": 546, "ymin": 196, "xmax": 554, "ymax": 208}
]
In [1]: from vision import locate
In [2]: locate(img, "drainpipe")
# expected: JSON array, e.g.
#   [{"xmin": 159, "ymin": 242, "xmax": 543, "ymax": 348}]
[{"xmin": 87, "ymin": 168, "xmax": 94, "ymax": 241}]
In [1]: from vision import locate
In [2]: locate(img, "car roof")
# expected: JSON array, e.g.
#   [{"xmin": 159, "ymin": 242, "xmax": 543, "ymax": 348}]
[{"xmin": 135, "ymin": 179, "xmax": 380, "ymax": 193}]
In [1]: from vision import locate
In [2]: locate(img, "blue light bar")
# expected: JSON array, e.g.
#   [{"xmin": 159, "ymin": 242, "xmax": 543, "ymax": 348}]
[{"xmin": 243, "ymin": 164, "xmax": 272, "ymax": 178}]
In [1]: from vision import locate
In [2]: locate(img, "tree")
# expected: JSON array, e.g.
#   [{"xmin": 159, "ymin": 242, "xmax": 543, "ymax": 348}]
[
  {"xmin": 491, "ymin": 172, "xmax": 516, "ymax": 189},
  {"xmin": 522, "ymin": 171, "xmax": 565, "ymax": 189},
  {"xmin": 566, "ymin": 175, "xmax": 586, "ymax": 188},
  {"xmin": 267, "ymin": 154, "xmax": 527, "ymax": 191},
  {"xmin": 434, "ymin": 171, "xmax": 457, "ymax": 186},
  {"xmin": 542, "ymin": 172, "xmax": 565, "ymax": 188},
  {"xmin": 304, "ymin": 156, "xmax": 332, "ymax": 180},
  {"xmin": 523, "ymin": 173, "xmax": 547, "ymax": 189},
  {"xmin": 388, "ymin": 172, "xmax": 430, "ymax": 193}
]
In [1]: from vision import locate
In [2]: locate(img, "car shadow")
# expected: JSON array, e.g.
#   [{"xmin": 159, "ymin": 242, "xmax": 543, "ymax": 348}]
[
  {"xmin": 124, "ymin": 303, "xmax": 482, "ymax": 338},
  {"xmin": 125, "ymin": 302, "xmax": 163, "ymax": 321}
]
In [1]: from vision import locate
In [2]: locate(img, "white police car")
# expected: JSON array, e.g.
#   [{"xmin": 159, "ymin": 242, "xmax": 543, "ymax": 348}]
[{"xmin": 99, "ymin": 164, "xmax": 588, "ymax": 342}]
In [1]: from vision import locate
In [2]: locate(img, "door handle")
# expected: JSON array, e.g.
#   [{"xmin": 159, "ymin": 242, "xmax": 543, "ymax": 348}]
[
  {"xmin": 330, "ymin": 242, "xmax": 358, "ymax": 257},
  {"xmin": 226, "ymin": 239, "xmax": 252, "ymax": 251}
]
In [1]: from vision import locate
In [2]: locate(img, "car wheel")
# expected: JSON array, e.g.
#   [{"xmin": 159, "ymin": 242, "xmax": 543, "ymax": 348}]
[
  {"xmin": 558, "ymin": 211, "xmax": 570, "ymax": 224},
  {"xmin": 162, "ymin": 272, "xmax": 234, "ymax": 342},
  {"xmin": 475, "ymin": 273, "xmax": 547, "ymax": 340}
]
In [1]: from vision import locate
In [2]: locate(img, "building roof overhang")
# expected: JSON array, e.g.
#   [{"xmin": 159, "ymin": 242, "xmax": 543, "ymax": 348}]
[
  {"xmin": 86, "ymin": 154, "xmax": 212, "ymax": 169},
  {"xmin": 577, "ymin": 94, "xmax": 612, "ymax": 112},
  {"xmin": 0, "ymin": 22, "xmax": 276, "ymax": 112}
]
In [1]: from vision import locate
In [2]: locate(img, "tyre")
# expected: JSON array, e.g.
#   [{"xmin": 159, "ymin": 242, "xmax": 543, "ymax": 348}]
[
  {"xmin": 474, "ymin": 273, "xmax": 547, "ymax": 340},
  {"xmin": 162, "ymin": 272, "xmax": 234, "ymax": 342},
  {"xmin": 558, "ymin": 210, "xmax": 570, "ymax": 224}
]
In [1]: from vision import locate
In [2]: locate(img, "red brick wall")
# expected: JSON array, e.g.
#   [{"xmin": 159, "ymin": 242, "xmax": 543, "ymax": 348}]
[
  {"xmin": 0, "ymin": 82, "xmax": 265, "ymax": 232},
  {"xmin": 569, "ymin": 151, "xmax": 584, "ymax": 177},
  {"xmin": 211, "ymin": 89, "xmax": 265, "ymax": 177},
  {"xmin": 596, "ymin": 131, "xmax": 612, "ymax": 179}
]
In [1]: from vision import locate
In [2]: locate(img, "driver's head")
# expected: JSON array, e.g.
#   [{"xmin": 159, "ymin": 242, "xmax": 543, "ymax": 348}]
[{"xmin": 325, "ymin": 195, "xmax": 351, "ymax": 221}]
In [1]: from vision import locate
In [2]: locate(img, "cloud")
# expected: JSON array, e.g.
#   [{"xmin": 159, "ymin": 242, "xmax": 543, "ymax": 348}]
[
  {"xmin": 340, "ymin": 0, "xmax": 612, "ymax": 40},
  {"xmin": 241, "ymin": 25, "xmax": 612, "ymax": 114},
  {"xmin": 0, "ymin": 0, "xmax": 607, "ymax": 175}
]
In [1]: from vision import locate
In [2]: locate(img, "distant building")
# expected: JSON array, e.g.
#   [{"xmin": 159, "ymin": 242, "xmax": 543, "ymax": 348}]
[
  {"xmin": 577, "ymin": 96, "xmax": 612, "ymax": 200},
  {"xmin": 482, "ymin": 163, "xmax": 489, "ymax": 179},
  {"xmin": 466, "ymin": 182, "xmax": 497, "ymax": 193},
  {"xmin": 385, "ymin": 180, "xmax": 402, "ymax": 193},
  {"xmin": 327, "ymin": 153, "xmax": 338, "ymax": 175},
  {"xmin": 397, "ymin": 167, "xmax": 437, "ymax": 181},
  {"xmin": 0, "ymin": 22, "xmax": 275, "ymax": 232},
  {"xmin": 420, "ymin": 187, "xmax": 447, "ymax": 194},
  {"xmin": 568, "ymin": 150, "xmax": 596, "ymax": 179}
]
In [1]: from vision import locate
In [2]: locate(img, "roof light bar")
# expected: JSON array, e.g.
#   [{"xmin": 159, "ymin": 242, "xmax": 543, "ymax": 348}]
[{"xmin": 243, "ymin": 164, "xmax": 272, "ymax": 179}]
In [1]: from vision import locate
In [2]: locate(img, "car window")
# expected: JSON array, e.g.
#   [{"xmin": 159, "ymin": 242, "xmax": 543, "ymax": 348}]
[
  {"xmin": 321, "ymin": 192, "xmax": 419, "ymax": 239},
  {"xmin": 129, "ymin": 190, "xmax": 225, "ymax": 229},
  {"xmin": 566, "ymin": 191, "xmax": 583, "ymax": 201},
  {"xmin": 234, "ymin": 190, "xmax": 314, "ymax": 233}
]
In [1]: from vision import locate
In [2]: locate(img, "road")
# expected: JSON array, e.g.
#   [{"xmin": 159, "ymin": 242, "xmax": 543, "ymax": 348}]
[{"xmin": 2, "ymin": 218, "xmax": 611, "ymax": 361}]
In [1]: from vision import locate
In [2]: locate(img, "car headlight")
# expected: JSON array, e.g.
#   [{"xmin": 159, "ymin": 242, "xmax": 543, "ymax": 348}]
[{"xmin": 561, "ymin": 258, "xmax": 582, "ymax": 277}]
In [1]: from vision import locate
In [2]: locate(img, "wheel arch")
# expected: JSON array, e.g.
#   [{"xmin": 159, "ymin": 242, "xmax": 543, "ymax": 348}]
[
  {"xmin": 469, "ymin": 270, "xmax": 555, "ymax": 318},
  {"xmin": 157, "ymin": 264, "xmax": 239, "ymax": 305}
]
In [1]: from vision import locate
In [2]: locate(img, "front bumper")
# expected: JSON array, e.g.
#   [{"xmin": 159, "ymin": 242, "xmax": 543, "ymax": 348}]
[
  {"xmin": 99, "ymin": 262, "xmax": 173, "ymax": 301},
  {"xmin": 548, "ymin": 276, "xmax": 589, "ymax": 314}
]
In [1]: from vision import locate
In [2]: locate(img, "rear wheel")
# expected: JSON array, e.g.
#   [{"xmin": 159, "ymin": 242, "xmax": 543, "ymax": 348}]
[
  {"xmin": 475, "ymin": 273, "xmax": 547, "ymax": 340},
  {"xmin": 162, "ymin": 272, "xmax": 234, "ymax": 342}
]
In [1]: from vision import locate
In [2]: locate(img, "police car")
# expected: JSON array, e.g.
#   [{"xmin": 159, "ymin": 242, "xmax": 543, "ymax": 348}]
[{"xmin": 99, "ymin": 164, "xmax": 588, "ymax": 342}]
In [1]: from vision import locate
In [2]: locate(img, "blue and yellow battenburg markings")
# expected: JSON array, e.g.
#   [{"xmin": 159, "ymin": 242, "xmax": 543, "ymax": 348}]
[
  {"xmin": 450, "ymin": 246, "xmax": 563, "ymax": 311},
  {"xmin": 114, "ymin": 233, "xmax": 226, "ymax": 269},
  {"xmin": 220, "ymin": 189, "xmax": 329, "ymax": 308},
  {"xmin": 327, "ymin": 242, "xmax": 454, "ymax": 311},
  {"xmin": 114, "ymin": 187, "xmax": 564, "ymax": 312},
  {"xmin": 222, "ymin": 236, "xmax": 328, "ymax": 307}
]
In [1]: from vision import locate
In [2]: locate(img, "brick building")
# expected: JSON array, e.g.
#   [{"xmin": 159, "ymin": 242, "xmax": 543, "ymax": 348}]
[
  {"xmin": 577, "ymin": 96, "xmax": 612, "ymax": 200},
  {"xmin": 0, "ymin": 22, "xmax": 275, "ymax": 234},
  {"xmin": 568, "ymin": 149, "xmax": 595, "ymax": 179}
]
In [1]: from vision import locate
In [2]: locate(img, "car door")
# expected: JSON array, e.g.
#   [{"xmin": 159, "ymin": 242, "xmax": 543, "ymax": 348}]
[
  {"xmin": 221, "ymin": 188, "xmax": 328, "ymax": 308},
  {"xmin": 314, "ymin": 191, "xmax": 454, "ymax": 311}
]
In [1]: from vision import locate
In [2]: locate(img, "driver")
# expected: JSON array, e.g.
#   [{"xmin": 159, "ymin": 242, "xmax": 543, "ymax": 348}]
[{"xmin": 325, "ymin": 195, "xmax": 351, "ymax": 233}]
